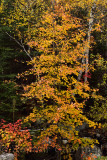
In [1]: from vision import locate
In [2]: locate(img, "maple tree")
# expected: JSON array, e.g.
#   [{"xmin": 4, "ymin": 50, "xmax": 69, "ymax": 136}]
[{"xmin": 22, "ymin": 0, "xmax": 100, "ymax": 155}]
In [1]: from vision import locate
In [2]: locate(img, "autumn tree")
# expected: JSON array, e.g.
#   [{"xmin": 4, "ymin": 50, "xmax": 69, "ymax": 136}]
[{"xmin": 21, "ymin": 0, "xmax": 100, "ymax": 156}]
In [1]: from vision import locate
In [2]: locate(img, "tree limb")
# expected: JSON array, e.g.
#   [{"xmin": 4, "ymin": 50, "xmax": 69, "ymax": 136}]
[{"xmin": 6, "ymin": 32, "xmax": 33, "ymax": 61}]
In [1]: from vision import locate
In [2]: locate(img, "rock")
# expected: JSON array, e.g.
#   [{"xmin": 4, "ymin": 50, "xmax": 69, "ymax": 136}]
[
  {"xmin": 0, "ymin": 153, "xmax": 14, "ymax": 160},
  {"xmin": 101, "ymin": 143, "xmax": 107, "ymax": 156},
  {"xmin": 76, "ymin": 122, "xmax": 89, "ymax": 131},
  {"xmin": 96, "ymin": 133, "xmax": 101, "ymax": 138},
  {"xmin": 5, "ymin": 153, "xmax": 14, "ymax": 160},
  {"xmin": 62, "ymin": 139, "xmax": 68, "ymax": 145},
  {"xmin": 75, "ymin": 145, "xmax": 102, "ymax": 160},
  {"xmin": 0, "ymin": 154, "xmax": 7, "ymax": 160}
]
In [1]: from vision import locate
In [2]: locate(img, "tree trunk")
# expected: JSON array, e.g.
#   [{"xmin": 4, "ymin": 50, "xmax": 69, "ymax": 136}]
[{"xmin": 84, "ymin": 7, "xmax": 94, "ymax": 82}]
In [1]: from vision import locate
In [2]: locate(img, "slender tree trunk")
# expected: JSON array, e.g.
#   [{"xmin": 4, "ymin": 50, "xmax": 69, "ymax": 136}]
[
  {"xmin": 51, "ymin": 0, "xmax": 56, "ymax": 52},
  {"xmin": 84, "ymin": 7, "xmax": 94, "ymax": 82},
  {"xmin": 77, "ymin": 4, "xmax": 95, "ymax": 83},
  {"xmin": 13, "ymin": 98, "xmax": 16, "ymax": 123},
  {"xmin": 71, "ymin": 3, "xmax": 95, "ymax": 102},
  {"xmin": 57, "ymin": 150, "xmax": 61, "ymax": 160},
  {"xmin": 77, "ymin": 57, "xmax": 85, "ymax": 81}
]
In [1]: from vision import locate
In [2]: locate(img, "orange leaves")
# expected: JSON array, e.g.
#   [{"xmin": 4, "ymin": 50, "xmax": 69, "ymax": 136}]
[
  {"xmin": 29, "ymin": 2, "xmax": 86, "ymax": 55},
  {"xmin": 16, "ymin": 0, "xmax": 99, "ymax": 153},
  {"xmin": 28, "ymin": 41, "xmax": 38, "ymax": 48}
]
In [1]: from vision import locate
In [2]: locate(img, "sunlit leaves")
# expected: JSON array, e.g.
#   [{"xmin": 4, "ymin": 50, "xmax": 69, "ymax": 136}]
[{"xmin": 20, "ymin": 1, "xmax": 98, "ymax": 153}]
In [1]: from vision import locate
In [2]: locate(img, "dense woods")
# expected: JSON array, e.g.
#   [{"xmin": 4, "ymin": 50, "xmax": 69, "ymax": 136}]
[{"xmin": 0, "ymin": 0, "xmax": 107, "ymax": 160}]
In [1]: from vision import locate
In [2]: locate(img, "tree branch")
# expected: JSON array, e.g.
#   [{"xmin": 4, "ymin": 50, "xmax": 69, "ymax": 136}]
[{"xmin": 6, "ymin": 32, "xmax": 33, "ymax": 61}]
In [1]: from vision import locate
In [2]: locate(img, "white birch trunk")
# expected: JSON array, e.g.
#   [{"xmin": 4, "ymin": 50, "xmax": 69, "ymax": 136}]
[
  {"xmin": 84, "ymin": 7, "xmax": 94, "ymax": 82},
  {"xmin": 77, "ymin": 4, "xmax": 95, "ymax": 83}
]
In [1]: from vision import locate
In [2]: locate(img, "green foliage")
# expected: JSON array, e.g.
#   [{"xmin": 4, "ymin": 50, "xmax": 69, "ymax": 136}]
[
  {"xmin": 0, "ymin": 80, "xmax": 21, "ymax": 122},
  {"xmin": 96, "ymin": 156, "xmax": 107, "ymax": 160},
  {"xmin": 87, "ymin": 54, "xmax": 107, "ymax": 129},
  {"xmin": 0, "ymin": 26, "xmax": 29, "ymax": 122}
]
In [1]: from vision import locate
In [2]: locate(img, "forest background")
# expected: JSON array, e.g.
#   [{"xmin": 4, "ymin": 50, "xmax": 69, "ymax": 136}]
[{"xmin": 0, "ymin": 0, "xmax": 107, "ymax": 159}]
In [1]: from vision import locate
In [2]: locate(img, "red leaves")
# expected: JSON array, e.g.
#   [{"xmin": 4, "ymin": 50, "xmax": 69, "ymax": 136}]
[
  {"xmin": 81, "ymin": 71, "xmax": 92, "ymax": 83},
  {"xmin": 0, "ymin": 119, "xmax": 32, "ymax": 153},
  {"xmin": 83, "ymin": 71, "xmax": 92, "ymax": 79}
]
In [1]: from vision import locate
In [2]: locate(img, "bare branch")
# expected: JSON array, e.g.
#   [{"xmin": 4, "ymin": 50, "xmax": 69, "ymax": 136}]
[
  {"xmin": 6, "ymin": 32, "xmax": 23, "ymax": 48},
  {"xmin": 6, "ymin": 32, "xmax": 33, "ymax": 61}
]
